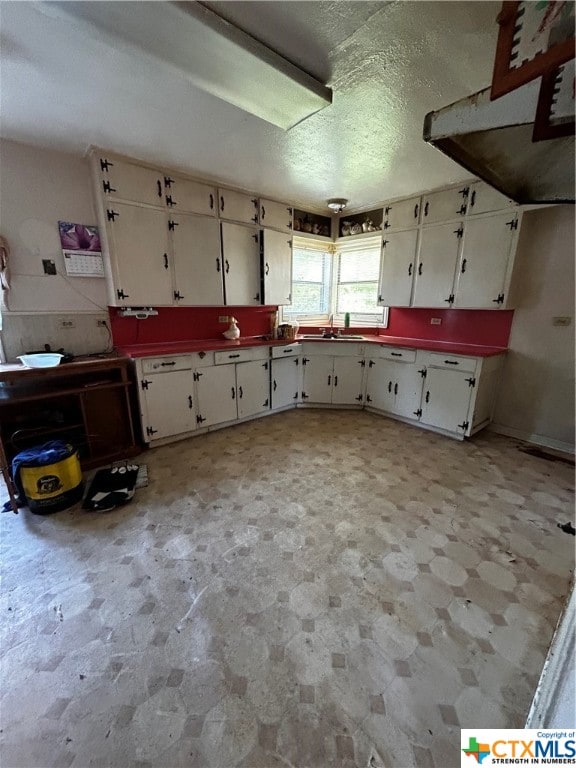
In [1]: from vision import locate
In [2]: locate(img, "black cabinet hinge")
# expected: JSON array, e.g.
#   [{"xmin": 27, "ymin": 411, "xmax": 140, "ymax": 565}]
[
  {"xmin": 293, "ymin": 392, "xmax": 298, "ymax": 399},
  {"xmin": 302, "ymin": 392, "xmax": 308, "ymax": 399},
  {"xmin": 294, "ymin": 359, "xmax": 299, "ymax": 366},
  {"xmin": 196, "ymin": 414, "xmax": 206, "ymax": 424},
  {"xmin": 413, "ymin": 408, "xmax": 422, "ymax": 417},
  {"xmin": 263, "ymin": 361, "xmax": 268, "ymax": 370},
  {"xmin": 458, "ymin": 420, "xmax": 469, "ymax": 431},
  {"xmin": 466, "ymin": 377, "xmax": 476, "ymax": 388},
  {"xmin": 418, "ymin": 368, "xmax": 427, "ymax": 378},
  {"xmin": 355, "ymin": 394, "xmax": 363, "ymax": 402},
  {"xmin": 263, "ymin": 398, "xmax": 269, "ymax": 407},
  {"xmin": 141, "ymin": 379, "xmax": 151, "ymax": 390},
  {"xmin": 174, "ymin": 290, "xmax": 184, "ymax": 300},
  {"xmin": 492, "ymin": 293, "xmax": 505, "ymax": 305},
  {"xmin": 457, "ymin": 204, "xmax": 467, "ymax": 216},
  {"xmin": 102, "ymin": 180, "xmax": 116, "ymax": 194},
  {"xmin": 164, "ymin": 176, "xmax": 174, "ymax": 188},
  {"xmin": 359, "ymin": 359, "xmax": 366, "ymax": 367},
  {"xmin": 444, "ymin": 294, "xmax": 455, "ymax": 304},
  {"xmin": 506, "ymin": 218, "xmax": 518, "ymax": 230},
  {"xmin": 166, "ymin": 195, "xmax": 176, "ymax": 207},
  {"xmin": 100, "ymin": 158, "xmax": 113, "ymax": 172},
  {"xmin": 453, "ymin": 225, "xmax": 464, "ymax": 238},
  {"xmin": 459, "ymin": 186, "xmax": 470, "ymax": 198},
  {"xmin": 116, "ymin": 288, "xmax": 129, "ymax": 300},
  {"xmin": 168, "ymin": 220, "xmax": 179, "ymax": 231},
  {"xmin": 107, "ymin": 209, "xmax": 119, "ymax": 222},
  {"xmin": 368, "ymin": 360, "xmax": 375, "ymax": 368},
  {"xmin": 193, "ymin": 371, "xmax": 203, "ymax": 382},
  {"xmin": 146, "ymin": 426, "xmax": 158, "ymax": 437},
  {"xmin": 366, "ymin": 394, "xmax": 372, "ymax": 403},
  {"xmin": 302, "ymin": 358, "xmax": 309, "ymax": 366}
]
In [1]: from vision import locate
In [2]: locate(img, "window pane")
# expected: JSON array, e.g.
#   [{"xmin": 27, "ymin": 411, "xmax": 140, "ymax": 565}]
[
  {"xmin": 338, "ymin": 250, "xmax": 380, "ymax": 282},
  {"xmin": 337, "ymin": 282, "xmax": 380, "ymax": 314},
  {"xmin": 293, "ymin": 250, "xmax": 325, "ymax": 282},
  {"xmin": 290, "ymin": 283, "xmax": 325, "ymax": 314},
  {"xmin": 285, "ymin": 246, "xmax": 331, "ymax": 317}
]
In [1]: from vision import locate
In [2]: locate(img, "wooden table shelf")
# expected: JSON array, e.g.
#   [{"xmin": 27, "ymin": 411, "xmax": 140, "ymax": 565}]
[{"xmin": 0, "ymin": 354, "xmax": 141, "ymax": 512}]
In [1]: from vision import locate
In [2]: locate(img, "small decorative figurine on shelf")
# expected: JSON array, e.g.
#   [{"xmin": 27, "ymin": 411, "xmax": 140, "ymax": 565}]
[{"xmin": 223, "ymin": 317, "xmax": 240, "ymax": 340}]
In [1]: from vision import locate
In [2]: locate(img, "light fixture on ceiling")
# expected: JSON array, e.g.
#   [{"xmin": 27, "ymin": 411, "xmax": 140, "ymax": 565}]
[
  {"xmin": 327, "ymin": 198, "xmax": 348, "ymax": 213},
  {"xmin": 44, "ymin": 1, "xmax": 332, "ymax": 130}
]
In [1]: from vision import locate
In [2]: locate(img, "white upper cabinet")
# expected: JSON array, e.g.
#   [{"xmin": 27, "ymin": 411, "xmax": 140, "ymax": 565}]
[
  {"xmin": 259, "ymin": 199, "xmax": 293, "ymax": 233},
  {"xmin": 218, "ymin": 188, "xmax": 259, "ymax": 224},
  {"xmin": 165, "ymin": 176, "xmax": 217, "ymax": 217},
  {"xmin": 378, "ymin": 229, "xmax": 419, "ymax": 307},
  {"xmin": 170, "ymin": 213, "xmax": 223, "ymax": 305},
  {"xmin": 412, "ymin": 221, "xmax": 462, "ymax": 307},
  {"xmin": 453, "ymin": 212, "xmax": 520, "ymax": 309},
  {"xmin": 221, "ymin": 222, "xmax": 261, "ymax": 305},
  {"xmin": 421, "ymin": 186, "xmax": 470, "ymax": 225},
  {"xmin": 97, "ymin": 156, "xmax": 165, "ymax": 207},
  {"xmin": 105, "ymin": 202, "xmax": 173, "ymax": 306},
  {"xmin": 466, "ymin": 181, "xmax": 516, "ymax": 216},
  {"xmin": 261, "ymin": 229, "xmax": 292, "ymax": 305},
  {"xmin": 382, "ymin": 196, "xmax": 421, "ymax": 231}
]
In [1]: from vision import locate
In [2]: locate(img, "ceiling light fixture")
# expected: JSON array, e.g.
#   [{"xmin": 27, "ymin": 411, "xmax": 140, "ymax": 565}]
[
  {"xmin": 45, "ymin": 1, "xmax": 332, "ymax": 130},
  {"xmin": 327, "ymin": 198, "xmax": 348, "ymax": 213}
]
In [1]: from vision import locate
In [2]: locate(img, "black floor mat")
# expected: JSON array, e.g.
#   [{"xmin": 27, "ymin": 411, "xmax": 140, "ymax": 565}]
[{"xmin": 82, "ymin": 465, "xmax": 139, "ymax": 511}]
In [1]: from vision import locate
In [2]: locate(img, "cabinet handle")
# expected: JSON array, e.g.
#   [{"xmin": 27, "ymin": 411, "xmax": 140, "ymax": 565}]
[
  {"xmin": 220, "ymin": 196, "xmax": 225, "ymax": 212},
  {"xmin": 334, "ymin": 376, "xmax": 338, "ymax": 387},
  {"xmin": 444, "ymin": 360, "xmax": 459, "ymax": 365},
  {"xmin": 470, "ymin": 190, "xmax": 476, "ymax": 208},
  {"xmin": 414, "ymin": 203, "xmax": 419, "ymax": 219},
  {"xmin": 394, "ymin": 382, "xmax": 398, "ymax": 395},
  {"xmin": 238, "ymin": 386, "xmax": 243, "ymax": 399},
  {"xmin": 188, "ymin": 395, "xmax": 193, "ymax": 409},
  {"xmin": 328, "ymin": 375, "xmax": 331, "ymax": 386},
  {"xmin": 265, "ymin": 262, "xmax": 270, "ymax": 275},
  {"xmin": 231, "ymin": 387, "xmax": 235, "ymax": 399},
  {"xmin": 408, "ymin": 263, "xmax": 413, "ymax": 276},
  {"xmin": 425, "ymin": 390, "xmax": 430, "ymax": 403},
  {"xmin": 283, "ymin": 348, "xmax": 293, "ymax": 353},
  {"xmin": 390, "ymin": 352, "xmax": 402, "ymax": 357},
  {"xmin": 273, "ymin": 380, "xmax": 277, "ymax": 391},
  {"xmin": 157, "ymin": 180, "xmax": 162, "ymax": 197},
  {"xmin": 461, "ymin": 258, "xmax": 467, "ymax": 273},
  {"xmin": 225, "ymin": 259, "xmax": 230, "ymax": 273},
  {"xmin": 388, "ymin": 381, "xmax": 392, "ymax": 392},
  {"xmin": 418, "ymin": 263, "xmax": 423, "ymax": 276},
  {"xmin": 161, "ymin": 361, "xmax": 176, "ymax": 367},
  {"xmin": 228, "ymin": 354, "xmax": 240, "ymax": 359},
  {"xmin": 163, "ymin": 253, "xmax": 169, "ymax": 269},
  {"xmin": 424, "ymin": 201, "xmax": 429, "ymax": 217},
  {"xmin": 261, "ymin": 206, "xmax": 266, "ymax": 219},
  {"xmin": 216, "ymin": 257, "xmax": 221, "ymax": 272},
  {"xmin": 209, "ymin": 193, "xmax": 214, "ymax": 210}
]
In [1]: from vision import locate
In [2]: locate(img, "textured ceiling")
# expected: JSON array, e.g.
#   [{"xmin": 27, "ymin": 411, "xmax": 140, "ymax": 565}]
[{"xmin": 0, "ymin": 1, "xmax": 501, "ymax": 210}]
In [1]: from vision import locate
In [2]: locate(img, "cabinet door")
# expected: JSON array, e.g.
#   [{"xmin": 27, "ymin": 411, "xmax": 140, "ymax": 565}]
[
  {"xmin": 167, "ymin": 177, "xmax": 217, "ymax": 216},
  {"xmin": 171, "ymin": 213, "xmax": 223, "ymax": 305},
  {"xmin": 365, "ymin": 359, "xmax": 395, "ymax": 412},
  {"xmin": 106, "ymin": 203, "xmax": 173, "ymax": 305},
  {"xmin": 392, "ymin": 362, "xmax": 424, "ymax": 419},
  {"xmin": 332, "ymin": 357, "xmax": 365, "ymax": 405},
  {"xmin": 467, "ymin": 181, "xmax": 515, "ymax": 216},
  {"xmin": 236, "ymin": 360, "xmax": 270, "ymax": 419},
  {"xmin": 454, "ymin": 213, "xmax": 518, "ymax": 309},
  {"xmin": 383, "ymin": 197, "xmax": 421, "ymax": 231},
  {"xmin": 262, "ymin": 230, "xmax": 292, "ymax": 305},
  {"xmin": 221, "ymin": 222, "xmax": 261, "ymax": 305},
  {"xmin": 412, "ymin": 222, "xmax": 461, "ymax": 308},
  {"xmin": 421, "ymin": 187, "xmax": 469, "ymax": 224},
  {"xmin": 195, "ymin": 365, "xmax": 237, "ymax": 427},
  {"xmin": 302, "ymin": 356, "xmax": 333, "ymax": 403},
  {"xmin": 271, "ymin": 357, "xmax": 300, "ymax": 409},
  {"xmin": 260, "ymin": 199, "xmax": 293, "ymax": 233},
  {"xmin": 378, "ymin": 229, "xmax": 418, "ymax": 307},
  {"xmin": 420, "ymin": 368, "xmax": 473, "ymax": 435},
  {"xmin": 218, "ymin": 188, "xmax": 259, "ymax": 224},
  {"xmin": 98, "ymin": 157, "xmax": 165, "ymax": 207},
  {"xmin": 142, "ymin": 371, "xmax": 196, "ymax": 440}
]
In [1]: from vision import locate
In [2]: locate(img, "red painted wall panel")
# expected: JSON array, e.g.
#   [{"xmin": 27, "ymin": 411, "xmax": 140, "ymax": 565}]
[{"xmin": 381, "ymin": 308, "xmax": 513, "ymax": 347}]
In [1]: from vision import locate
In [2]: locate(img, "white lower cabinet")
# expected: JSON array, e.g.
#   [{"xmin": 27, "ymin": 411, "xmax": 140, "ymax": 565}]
[
  {"xmin": 302, "ymin": 356, "xmax": 333, "ymax": 403},
  {"xmin": 301, "ymin": 345, "xmax": 365, "ymax": 405},
  {"xmin": 271, "ymin": 356, "xmax": 301, "ymax": 409},
  {"xmin": 140, "ymin": 369, "xmax": 196, "ymax": 441},
  {"xmin": 419, "ymin": 367, "xmax": 474, "ymax": 435},
  {"xmin": 236, "ymin": 360, "xmax": 270, "ymax": 419},
  {"xmin": 331, "ymin": 357, "xmax": 365, "ymax": 405},
  {"xmin": 194, "ymin": 364, "xmax": 237, "ymax": 428},
  {"xmin": 366, "ymin": 358, "xmax": 422, "ymax": 419}
]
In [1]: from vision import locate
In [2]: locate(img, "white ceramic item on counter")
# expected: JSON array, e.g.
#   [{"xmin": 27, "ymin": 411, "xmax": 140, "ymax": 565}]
[
  {"xmin": 18, "ymin": 353, "xmax": 63, "ymax": 368},
  {"xmin": 223, "ymin": 317, "xmax": 240, "ymax": 340}
]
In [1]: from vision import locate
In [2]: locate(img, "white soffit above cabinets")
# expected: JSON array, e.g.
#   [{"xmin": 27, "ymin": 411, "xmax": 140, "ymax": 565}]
[
  {"xmin": 0, "ymin": 1, "xmax": 501, "ymax": 209},
  {"xmin": 41, "ymin": 1, "xmax": 332, "ymax": 131}
]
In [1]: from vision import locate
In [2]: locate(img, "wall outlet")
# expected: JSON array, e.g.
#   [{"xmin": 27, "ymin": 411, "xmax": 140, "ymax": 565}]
[
  {"xmin": 430, "ymin": 317, "xmax": 442, "ymax": 325},
  {"xmin": 552, "ymin": 316, "xmax": 571, "ymax": 327},
  {"xmin": 218, "ymin": 316, "xmax": 229, "ymax": 323},
  {"xmin": 60, "ymin": 319, "xmax": 75, "ymax": 329},
  {"xmin": 96, "ymin": 320, "xmax": 108, "ymax": 327}
]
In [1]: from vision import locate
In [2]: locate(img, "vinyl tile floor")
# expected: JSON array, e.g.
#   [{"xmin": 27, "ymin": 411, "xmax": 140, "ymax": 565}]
[{"xmin": 1, "ymin": 410, "xmax": 574, "ymax": 768}]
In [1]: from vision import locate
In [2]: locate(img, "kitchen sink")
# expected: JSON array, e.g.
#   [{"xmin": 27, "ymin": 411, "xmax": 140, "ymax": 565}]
[{"xmin": 302, "ymin": 334, "xmax": 365, "ymax": 340}]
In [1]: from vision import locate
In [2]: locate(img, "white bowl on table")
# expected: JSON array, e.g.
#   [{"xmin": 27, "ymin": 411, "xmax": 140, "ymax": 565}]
[{"xmin": 17, "ymin": 353, "xmax": 63, "ymax": 368}]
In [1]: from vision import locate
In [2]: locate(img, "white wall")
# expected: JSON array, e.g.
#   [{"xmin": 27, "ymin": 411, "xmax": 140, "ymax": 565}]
[
  {"xmin": 0, "ymin": 139, "xmax": 110, "ymax": 360},
  {"xmin": 492, "ymin": 205, "xmax": 575, "ymax": 452}
]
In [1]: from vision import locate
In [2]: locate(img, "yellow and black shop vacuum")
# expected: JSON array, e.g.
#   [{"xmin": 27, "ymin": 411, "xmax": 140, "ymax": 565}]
[{"xmin": 12, "ymin": 441, "xmax": 83, "ymax": 514}]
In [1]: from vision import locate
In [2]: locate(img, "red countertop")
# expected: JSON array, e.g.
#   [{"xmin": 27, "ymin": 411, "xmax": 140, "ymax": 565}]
[{"xmin": 117, "ymin": 334, "xmax": 506, "ymax": 359}]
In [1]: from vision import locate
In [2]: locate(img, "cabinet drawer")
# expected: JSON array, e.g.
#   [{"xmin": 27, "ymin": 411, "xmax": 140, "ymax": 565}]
[
  {"xmin": 272, "ymin": 343, "xmax": 302, "ymax": 358},
  {"xmin": 141, "ymin": 355, "xmax": 192, "ymax": 373},
  {"xmin": 423, "ymin": 352, "xmax": 477, "ymax": 373},
  {"xmin": 376, "ymin": 346, "xmax": 416, "ymax": 363},
  {"xmin": 302, "ymin": 342, "xmax": 364, "ymax": 356},
  {"xmin": 191, "ymin": 351, "xmax": 215, "ymax": 368},
  {"xmin": 214, "ymin": 347, "xmax": 269, "ymax": 365}
]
